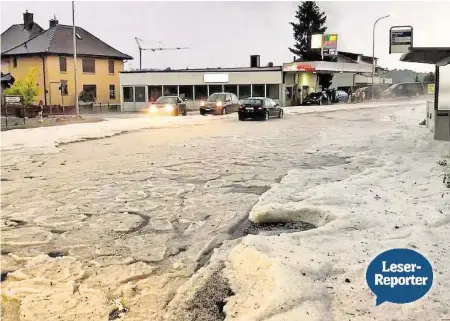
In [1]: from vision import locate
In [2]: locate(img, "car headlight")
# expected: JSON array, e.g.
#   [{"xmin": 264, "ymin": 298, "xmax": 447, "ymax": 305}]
[
  {"xmin": 150, "ymin": 105, "xmax": 157, "ymax": 112},
  {"xmin": 165, "ymin": 104, "xmax": 174, "ymax": 111},
  {"xmin": 200, "ymin": 101, "xmax": 205, "ymax": 106},
  {"xmin": 216, "ymin": 101, "xmax": 223, "ymax": 107}
]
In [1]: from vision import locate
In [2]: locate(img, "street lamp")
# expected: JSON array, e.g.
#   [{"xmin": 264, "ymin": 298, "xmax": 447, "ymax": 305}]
[{"xmin": 372, "ymin": 14, "xmax": 390, "ymax": 99}]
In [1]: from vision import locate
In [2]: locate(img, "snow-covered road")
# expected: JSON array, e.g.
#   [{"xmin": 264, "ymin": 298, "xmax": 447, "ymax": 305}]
[{"xmin": 1, "ymin": 99, "xmax": 449, "ymax": 321}]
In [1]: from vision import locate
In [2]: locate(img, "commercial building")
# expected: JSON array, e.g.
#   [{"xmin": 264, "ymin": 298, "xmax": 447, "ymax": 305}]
[
  {"xmin": 1, "ymin": 11, "xmax": 132, "ymax": 106},
  {"xmin": 120, "ymin": 52, "xmax": 392, "ymax": 111}
]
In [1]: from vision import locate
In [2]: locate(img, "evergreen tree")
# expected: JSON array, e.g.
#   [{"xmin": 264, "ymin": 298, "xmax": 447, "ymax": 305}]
[
  {"xmin": 289, "ymin": 1, "xmax": 327, "ymax": 61},
  {"xmin": 423, "ymin": 72, "xmax": 435, "ymax": 83}
]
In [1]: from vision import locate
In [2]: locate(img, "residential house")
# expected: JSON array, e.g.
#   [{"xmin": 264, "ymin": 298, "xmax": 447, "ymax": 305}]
[{"xmin": 1, "ymin": 11, "xmax": 132, "ymax": 106}]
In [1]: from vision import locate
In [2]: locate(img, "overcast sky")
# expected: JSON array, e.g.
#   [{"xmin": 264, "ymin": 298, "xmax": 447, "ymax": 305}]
[{"xmin": 2, "ymin": 1, "xmax": 449, "ymax": 72}]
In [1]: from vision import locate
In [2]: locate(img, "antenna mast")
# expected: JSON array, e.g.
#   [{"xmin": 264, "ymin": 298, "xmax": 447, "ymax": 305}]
[{"xmin": 135, "ymin": 37, "xmax": 191, "ymax": 70}]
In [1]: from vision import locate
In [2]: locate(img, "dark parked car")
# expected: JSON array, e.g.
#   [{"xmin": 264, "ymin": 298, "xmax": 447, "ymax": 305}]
[
  {"xmin": 238, "ymin": 97, "xmax": 283, "ymax": 121},
  {"xmin": 149, "ymin": 96, "xmax": 187, "ymax": 116},
  {"xmin": 199, "ymin": 92, "xmax": 240, "ymax": 115},
  {"xmin": 383, "ymin": 82, "xmax": 425, "ymax": 98},
  {"xmin": 302, "ymin": 92, "xmax": 328, "ymax": 105},
  {"xmin": 335, "ymin": 90, "xmax": 349, "ymax": 103}
]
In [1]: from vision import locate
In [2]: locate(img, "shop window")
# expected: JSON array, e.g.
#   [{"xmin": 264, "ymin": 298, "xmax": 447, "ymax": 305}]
[
  {"xmin": 194, "ymin": 85, "xmax": 208, "ymax": 101},
  {"xmin": 179, "ymin": 85, "xmax": 193, "ymax": 100},
  {"xmin": 109, "ymin": 85, "xmax": 116, "ymax": 99},
  {"xmin": 238, "ymin": 85, "xmax": 251, "ymax": 99},
  {"xmin": 252, "ymin": 84, "xmax": 265, "ymax": 97},
  {"xmin": 266, "ymin": 84, "xmax": 280, "ymax": 99},
  {"xmin": 135, "ymin": 86, "xmax": 146, "ymax": 102},
  {"xmin": 208, "ymin": 85, "xmax": 222, "ymax": 95},
  {"xmin": 148, "ymin": 86, "xmax": 162, "ymax": 102},
  {"xmin": 123, "ymin": 87, "xmax": 133, "ymax": 102},
  {"xmin": 224, "ymin": 85, "xmax": 238, "ymax": 96},
  {"xmin": 82, "ymin": 58, "xmax": 95, "ymax": 73},
  {"xmin": 163, "ymin": 85, "xmax": 177, "ymax": 96},
  {"xmin": 59, "ymin": 57, "xmax": 67, "ymax": 72}
]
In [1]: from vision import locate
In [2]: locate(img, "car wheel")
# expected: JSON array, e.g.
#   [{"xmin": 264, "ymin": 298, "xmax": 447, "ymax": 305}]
[
  {"xmin": 263, "ymin": 111, "xmax": 269, "ymax": 121},
  {"xmin": 200, "ymin": 110, "xmax": 205, "ymax": 116},
  {"xmin": 182, "ymin": 108, "xmax": 187, "ymax": 116},
  {"xmin": 278, "ymin": 110, "xmax": 283, "ymax": 118},
  {"xmin": 222, "ymin": 107, "xmax": 227, "ymax": 115},
  {"xmin": 238, "ymin": 113, "xmax": 245, "ymax": 121}
]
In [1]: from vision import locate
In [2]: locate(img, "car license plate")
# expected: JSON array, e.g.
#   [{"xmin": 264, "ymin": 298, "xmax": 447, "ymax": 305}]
[
  {"xmin": 246, "ymin": 107, "xmax": 253, "ymax": 110},
  {"xmin": 205, "ymin": 108, "xmax": 210, "ymax": 111}
]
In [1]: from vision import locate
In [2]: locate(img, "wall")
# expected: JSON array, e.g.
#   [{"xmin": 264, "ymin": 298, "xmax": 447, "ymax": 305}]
[
  {"xmin": 120, "ymin": 70, "xmax": 282, "ymax": 86},
  {"xmin": 2, "ymin": 56, "xmax": 46, "ymax": 103},
  {"xmin": 45, "ymin": 56, "xmax": 123, "ymax": 106}
]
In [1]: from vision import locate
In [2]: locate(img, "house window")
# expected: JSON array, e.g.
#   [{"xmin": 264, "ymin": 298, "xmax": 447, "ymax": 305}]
[
  {"xmin": 60, "ymin": 80, "xmax": 68, "ymax": 95},
  {"xmin": 108, "ymin": 60, "xmax": 114, "ymax": 74},
  {"xmin": 123, "ymin": 87, "xmax": 133, "ymax": 102},
  {"xmin": 109, "ymin": 85, "xmax": 116, "ymax": 99},
  {"xmin": 12, "ymin": 57, "xmax": 17, "ymax": 68},
  {"xmin": 59, "ymin": 57, "xmax": 67, "ymax": 72},
  {"xmin": 83, "ymin": 84, "xmax": 97, "ymax": 98},
  {"xmin": 82, "ymin": 58, "xmax": 95, "ymax": 73}
]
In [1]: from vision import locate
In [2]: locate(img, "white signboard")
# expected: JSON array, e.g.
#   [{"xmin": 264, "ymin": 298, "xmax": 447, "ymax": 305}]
[
  {"xmin": 390, "ymin": 26, "xmax": 413, "ymax": 54},
  {"xmin": 311, "ymin": 34, "xmax": 323, "ymax": 49},
  {"xmin": 5, "ymin": 96, "xmax": 21, "ymax": 103},
  {"xmin": 203, "ymin": 73, "xmax": 229, "ymax": 83}
]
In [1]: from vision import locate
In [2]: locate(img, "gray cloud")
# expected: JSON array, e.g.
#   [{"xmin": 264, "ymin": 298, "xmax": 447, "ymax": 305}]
[{"xmin": 2, "ymin": 1, "xmax": 449, "ymax": 72}]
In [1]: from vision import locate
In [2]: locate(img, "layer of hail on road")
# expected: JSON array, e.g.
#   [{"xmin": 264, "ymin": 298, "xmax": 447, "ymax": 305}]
[{"xmin": 0, "ymin": 98, "xmax": 439, "ymax": 321}]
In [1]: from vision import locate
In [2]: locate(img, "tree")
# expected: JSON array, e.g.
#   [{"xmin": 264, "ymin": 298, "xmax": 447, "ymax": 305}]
[
  {"xmin": 423, "ymin": 72, "xmax": 435, "ymax": 83},
  {"xmin": 289, "ymin": 1, "xmax": 327, "ymax": 61},
  {"xmin": 414, "ymin": 74, "xmax": 419, "ymax": 82},
  {"xmin": 4, "ymin": 67, "xmax": 40, "ymax": 106},
  {"xmin": 289, "ymin": 2, "xmax": 334, "ymax": 89}
]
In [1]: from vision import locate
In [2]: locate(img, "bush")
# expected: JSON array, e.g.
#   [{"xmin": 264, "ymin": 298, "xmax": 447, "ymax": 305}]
[{"xmin": 79, "ymin": 90, "xmax": 95, "ymax": 103}]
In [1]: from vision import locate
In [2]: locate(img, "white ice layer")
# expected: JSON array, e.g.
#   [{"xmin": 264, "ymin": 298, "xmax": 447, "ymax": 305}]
[{"xmin": 224, "ymin": 105, "xmax": 450, "ymax": 320}]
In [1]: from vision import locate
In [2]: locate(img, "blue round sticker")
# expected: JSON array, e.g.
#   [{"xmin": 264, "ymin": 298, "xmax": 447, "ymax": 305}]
[{"xmin": 366, "ymin": 248, "xmax": 433, "ymax": 305}]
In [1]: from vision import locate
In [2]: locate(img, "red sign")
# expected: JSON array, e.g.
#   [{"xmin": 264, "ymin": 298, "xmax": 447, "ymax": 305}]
[{"xmin": 296, "ymin": 63, "xmax": 315, "ymax": 72}]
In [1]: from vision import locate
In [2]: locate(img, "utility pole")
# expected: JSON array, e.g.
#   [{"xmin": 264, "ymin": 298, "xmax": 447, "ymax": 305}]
[
  {"xmin": 72, "ymin": 1, "xmax": 79, "ymax": 117},
  {"xmin": 135, "ymin": 37, "xmax": 191, "ymax": 70},
  {"xmin": 371, "ymin": 14, "xmax": 390, "ymax": 99}
]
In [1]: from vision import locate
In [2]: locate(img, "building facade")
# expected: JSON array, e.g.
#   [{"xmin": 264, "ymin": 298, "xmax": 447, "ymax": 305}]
[
  {"xmin": 1, "ymin": 11, "xmax": 132, "ymax": 106},
  {"xmin": 120, "ymin": 52, "xmax": 393, "ymax": 110},
  {"xmin": 120, "ymin": 66, "xmax": 283, "ymax": 112}
]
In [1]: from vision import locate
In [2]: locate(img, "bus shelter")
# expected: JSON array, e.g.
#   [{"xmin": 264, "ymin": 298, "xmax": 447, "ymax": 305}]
[{"xmin": 401, "ymin": 47, "xmax": 450, "ymax": 141}]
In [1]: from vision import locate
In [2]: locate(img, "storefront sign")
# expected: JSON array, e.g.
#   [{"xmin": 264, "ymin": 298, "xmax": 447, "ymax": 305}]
[
  {"xmin": 390, "ymin": 26, "xmax": 413, "ymax": 54},
  {"xmin": 203, "ymin": 73, "xmax": 229, "ymax": 83},
  {"xmin": 427, "ymin": 83, "xmax": 435, "ymax": 95}
]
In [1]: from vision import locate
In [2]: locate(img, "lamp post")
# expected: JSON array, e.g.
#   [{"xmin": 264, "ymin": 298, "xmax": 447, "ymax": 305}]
[
  {"xmin": 372, "ymin": 14, "xmax": 390, "ymax": 99},
  {"xmin": 72, "ymin": 1, "xmax": 79, "ymax": 117}
]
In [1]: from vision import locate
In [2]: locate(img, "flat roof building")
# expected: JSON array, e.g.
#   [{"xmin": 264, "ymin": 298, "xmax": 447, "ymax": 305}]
[{"xmin": 119, "ymin": 52, "xmax": 392, "ymax": 111}]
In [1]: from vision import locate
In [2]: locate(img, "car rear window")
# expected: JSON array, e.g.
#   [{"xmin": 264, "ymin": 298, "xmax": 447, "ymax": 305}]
[{"xmin": 240, "ymin": 99, "xmax": 263, "ymax": 106}]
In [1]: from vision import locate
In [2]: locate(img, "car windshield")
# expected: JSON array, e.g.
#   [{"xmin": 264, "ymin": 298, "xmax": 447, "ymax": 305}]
[
  {"xmin": 156, "ymin": 96, "xmax": 177, "ymax": 104},
  {"xmin": 241, "ymin": 99, "xmax": 263, "ymax": 106},
  {"xmin": 207, "ymin": 94, "xmax": 227, "ymax": 102}
]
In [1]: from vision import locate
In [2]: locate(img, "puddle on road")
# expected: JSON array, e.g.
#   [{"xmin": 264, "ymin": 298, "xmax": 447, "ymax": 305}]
[{"xmin": 232, "ymin": 219, "xmax": 316, "ymax": 238}]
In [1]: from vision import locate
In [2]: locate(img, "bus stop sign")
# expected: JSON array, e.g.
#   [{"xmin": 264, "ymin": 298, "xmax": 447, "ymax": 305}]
[{"xmin": 390, "ymin": 26, "xmax": 413, "ymax": 54}]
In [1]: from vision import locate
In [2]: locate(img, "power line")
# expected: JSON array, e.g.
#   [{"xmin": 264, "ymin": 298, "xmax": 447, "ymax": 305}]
[{"xmin": 135, "ymin": 37, "xmax": 191, "ymax": 70}]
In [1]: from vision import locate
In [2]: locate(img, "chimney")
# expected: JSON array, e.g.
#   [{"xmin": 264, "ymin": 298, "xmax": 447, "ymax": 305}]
[
  {"xmin": 49, "ymin": 15, "xmax": 59, "ymax": 28},
  {"xmin": 23, "ymin": 10, "xmax": 34, "ymax": 31},
  {"xmin": 250, "ymin": 55, "xmax": 260, "ymax": 68}
]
